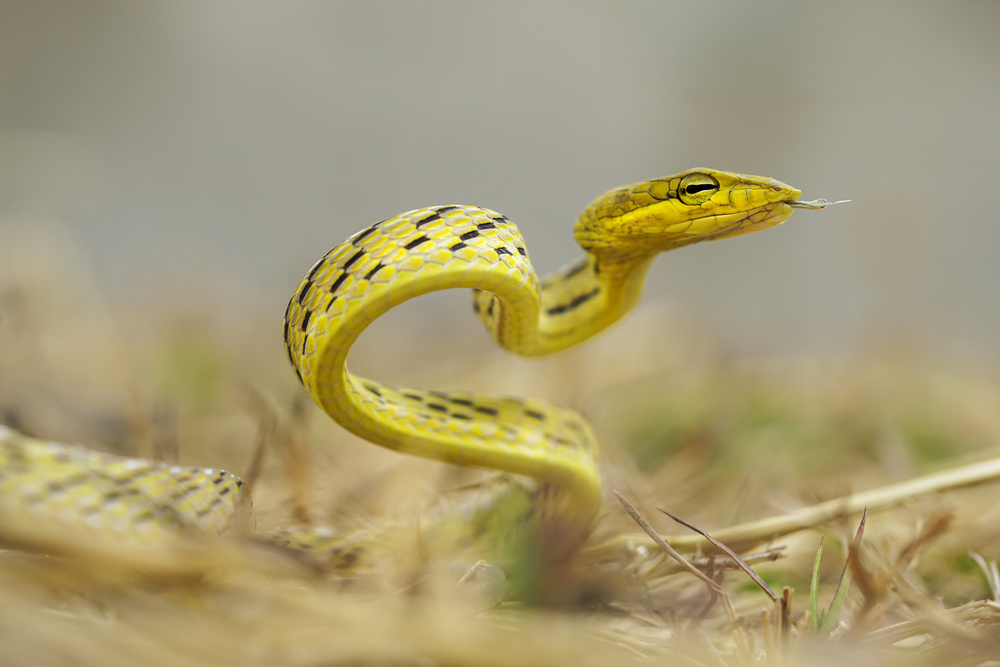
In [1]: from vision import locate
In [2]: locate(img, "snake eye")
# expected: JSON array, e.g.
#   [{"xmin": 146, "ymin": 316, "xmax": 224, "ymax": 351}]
[{"xmin": 678, "ymin": 174, "xmax": 719, "ymax": 205}]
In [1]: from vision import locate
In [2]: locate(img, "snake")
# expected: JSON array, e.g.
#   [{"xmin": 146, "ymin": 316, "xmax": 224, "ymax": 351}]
[{"xmin": 0, "ymin": 169, "xmax": 839, "ymax": 568}]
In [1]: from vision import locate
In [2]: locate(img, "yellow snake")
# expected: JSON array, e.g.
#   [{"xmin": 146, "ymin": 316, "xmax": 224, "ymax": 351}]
[{"xmin": 0, "ymin": 169, "xmax": 836, "ymax": 566}]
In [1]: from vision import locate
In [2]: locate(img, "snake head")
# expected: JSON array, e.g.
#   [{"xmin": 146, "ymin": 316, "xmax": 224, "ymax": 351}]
[{"xmin": 574, "ymin": 168, "xmax": 802, "ymax": 257}]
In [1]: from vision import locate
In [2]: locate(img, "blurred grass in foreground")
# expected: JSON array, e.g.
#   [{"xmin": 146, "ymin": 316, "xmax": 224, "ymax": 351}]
[{"xmin": 2, "ymin": 218, "xmax": 1000, "ymax": 665}]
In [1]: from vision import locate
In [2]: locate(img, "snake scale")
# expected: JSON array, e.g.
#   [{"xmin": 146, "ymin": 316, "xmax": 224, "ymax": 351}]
[{"xmin": 0, "ymin": 169, "xmax": 837, "ymax": 567}]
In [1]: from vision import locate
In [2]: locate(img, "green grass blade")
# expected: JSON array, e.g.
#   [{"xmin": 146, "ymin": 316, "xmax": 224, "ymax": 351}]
[
  {"xmin": 819, "ymin": 565, "xmax": 852, "ymax": 635},
  {"xmin": 819, "ymin": 512, "xmax": 864, "ymax": 635},
  {"xmin": 809, "ymin": 536, "xmax": 824, "ymax": 634}
]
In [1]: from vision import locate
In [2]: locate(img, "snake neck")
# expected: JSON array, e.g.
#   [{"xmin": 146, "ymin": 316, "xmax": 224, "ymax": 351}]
[
  {"xmin": 470, "ymin": 241, "xmax": 656, "ymax": 358},
  {"xmin": 532, "ymin": 251, "xmax": 656, "ymax": 355},
  {"xmin": 479, "ymin": 170, "xmax": 803, "ymax": 358}
]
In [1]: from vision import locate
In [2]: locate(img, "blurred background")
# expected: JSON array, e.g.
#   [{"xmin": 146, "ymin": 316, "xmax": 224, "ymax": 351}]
[
  {"xmin": 4, "ymin": 5, "xmax": 1000, "ymax": 659},
  {"xmin": 1, "ymin": 0, "xmax": 999, "ymax": 461},
  {"xmin": 2, "ymin": 0, "xmax": 998, "ymax": 368}
]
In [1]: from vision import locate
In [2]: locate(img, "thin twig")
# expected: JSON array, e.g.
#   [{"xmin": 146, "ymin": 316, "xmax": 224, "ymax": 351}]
[
  {"xmin": 780, "ymin": 586, "xmax": 793, "ymax": 633},
  {"xmin": 689, "ymin": 548, "xmax": 784, "ymax": 569},
  {"xmin": 613, "ymin": 491, "xmax": 724, "ymax": 594},
  {"xmin": 590, "ymin": 456, "xmax": 1000, "ymax": 557},
  {"xmin": 659, "ymin": 507, "xmax": 778, "ymax": 603}
]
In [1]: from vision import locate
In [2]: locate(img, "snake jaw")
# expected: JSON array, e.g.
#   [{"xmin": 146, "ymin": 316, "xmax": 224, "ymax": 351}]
[{"xmin": 701, "ymin": 200, "xmax": 797, "ymax": 242}]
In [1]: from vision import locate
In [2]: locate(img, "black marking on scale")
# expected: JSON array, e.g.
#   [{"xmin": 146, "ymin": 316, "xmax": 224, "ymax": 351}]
[
  {"xmin": 342, "ymin": 250, "xmax": 364, "ymax": 271},
  {"xmin": 415, "ymin": 212, "xmax": 441, "ymax": 228},
  {"xmin": 404, "ymin": 235, "xmax": 430, "ymax": 250},
  {"xmin": 307, "ymin": 259, "xmax": 327, "ymax": 281},
  {"xmin": 352, "ymin": 226, "xmax": 378, "ymax": 244},
  {"xmin": 328, "ymin": 273, "xmax": 348, "ymax": 294},
  {"xmin": 297, "ymin": 280, "xmax": 313, "ymax": 305},
  {"xmin": 545, "ymin": 287, "xmax": 600, "ymax": 316}
]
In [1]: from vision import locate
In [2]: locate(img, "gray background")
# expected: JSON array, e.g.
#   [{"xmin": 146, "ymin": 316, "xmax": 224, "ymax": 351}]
[{"xmin": 2, "ymin": 1, "xmax": 998, "ymax": 366}]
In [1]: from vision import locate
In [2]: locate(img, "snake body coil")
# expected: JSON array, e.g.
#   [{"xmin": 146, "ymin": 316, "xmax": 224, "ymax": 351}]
[
  {"xmin": 0, "ymin": 169, "xmax": 811, "ymax": 563},
  {"xmin": 282, "ymin": 168, "xmax": 803, "ymax": 556}
]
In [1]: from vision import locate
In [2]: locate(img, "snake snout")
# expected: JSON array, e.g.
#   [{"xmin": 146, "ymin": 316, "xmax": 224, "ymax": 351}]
[{"xmin": 764, "ymin": 180, "xmax": 801, "ymax": 204}]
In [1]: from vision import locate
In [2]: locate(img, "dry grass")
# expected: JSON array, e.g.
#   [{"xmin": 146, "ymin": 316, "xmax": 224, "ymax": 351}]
[{"xmin": 3, "ymin": 219, "xmax": 1000, "ymax": 665}]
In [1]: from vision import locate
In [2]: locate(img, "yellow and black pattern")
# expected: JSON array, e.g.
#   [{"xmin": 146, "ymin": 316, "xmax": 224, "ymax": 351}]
[
  {"xmin": 0, "ymin": 425, "xmax": 245, "ymax": 544},
  {"xmin": 0, "ymin": 168, "xmax": 817, "ymax": 562},
  {"xmin": 283, "ymin": 169, "xmax": 804, "ymax": 553},
  {"xmin": 282, "ymin": 204, "xmax": 602, "ymax": 547}
]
